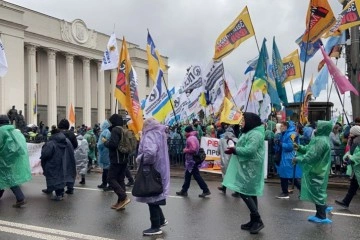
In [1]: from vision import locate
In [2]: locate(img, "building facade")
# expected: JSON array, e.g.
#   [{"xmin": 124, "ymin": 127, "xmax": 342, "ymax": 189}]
[{"xmin": 0, "ymin": 0, "xmax": 168, "ymax": 127}]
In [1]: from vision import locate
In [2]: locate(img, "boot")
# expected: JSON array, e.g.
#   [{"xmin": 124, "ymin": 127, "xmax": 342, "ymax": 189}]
[
  {"xmin": 97, "ymin": 183, "xmax": 107, "ymax": 189},
  {"xmin": 241, "ymin": 213, "xmax": 256, "ymax": 230},
  {"xmin": 249, "ymin": 215, "xmax": 264, "ymax": 234},
  {"xmin": 217, "ymin": 186, "xmax": 226, "ymax": 194},
  {"xmin": 79, "ymin": 176, "xmax": 85, "ymax": 185}
]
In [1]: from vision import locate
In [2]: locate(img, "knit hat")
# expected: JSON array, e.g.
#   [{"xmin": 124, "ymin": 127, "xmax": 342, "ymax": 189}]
[
  {"xmin": 58, "ymin": 119, "xmax": 70, "ymax": 130},
  {"xmin": 185, "ymin": 126, "xmax": 193, "ymax": 133},
  {"xmin": 0, "ymin": 115, "xmax": 10, "ymax": 125},
  {"xmin": 108, "ymin": 114, "xmax": 123, "ymax": 127},
  {"xmin": 350, "ymin": 125, "xmax": 360, "ymax": 137}
]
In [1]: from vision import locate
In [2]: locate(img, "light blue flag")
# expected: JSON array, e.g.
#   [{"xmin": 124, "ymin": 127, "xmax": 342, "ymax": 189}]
[
  {"xmin": 312, "ymin": 65, "xmax": 329, "ymax": 98},
  {"xmin": 296, "ymin": 34, "xmax": 321, "ymax": 63},
  {"xmin": 272, "ymin": 37, "xmax": 288, "ymax": 105},
  {"xmin": 293, "ymin": 90, "xmax": 305, "ymax": 103},
  {"xmin": 324, "ymin": 31, "xmax": 346, "ymax": 54}
]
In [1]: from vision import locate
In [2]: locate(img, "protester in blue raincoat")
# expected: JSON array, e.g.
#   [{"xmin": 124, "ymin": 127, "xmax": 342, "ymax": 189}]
[
  {"xmin": 97, "ymin": 120, "xmax": 111, "ymax": 189},
  {"xmin": 276, "ymin": 121, "xmax": 302, "ymax": 199}
]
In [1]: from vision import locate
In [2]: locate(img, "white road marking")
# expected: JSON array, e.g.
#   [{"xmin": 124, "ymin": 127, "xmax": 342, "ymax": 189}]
[
  {"xmin": 73, "ymin": 187, "xmax": 184, "ymax": 199},
  {"xmin": 292, "ymin": 208, "xmax": 360, "ymax": 218},
  {"xmin": 0, "ymin": 219, "xmax": 116, "ymax": 240},
  {"xmin": 0, "ymin": 225, "xmax": 68, "ymax": 240}
]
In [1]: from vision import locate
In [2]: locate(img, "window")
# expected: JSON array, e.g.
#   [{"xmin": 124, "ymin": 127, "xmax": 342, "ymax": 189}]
[{"xmin": 145, "ymin": 69, "xmax": 150, "ymax": 87}]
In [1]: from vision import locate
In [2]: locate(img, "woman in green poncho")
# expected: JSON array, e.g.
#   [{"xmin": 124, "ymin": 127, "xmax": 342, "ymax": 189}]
[
  {"xmin": 0, "ymin": 115, "xmax": 31, "ymax": 208},
  {"xmin": 222, "ymin": 112, "xmax": 265, "ymax": 234},
  {"xmin": 292, "ymin": 120, "xmax": 333, "ymax": 224}
]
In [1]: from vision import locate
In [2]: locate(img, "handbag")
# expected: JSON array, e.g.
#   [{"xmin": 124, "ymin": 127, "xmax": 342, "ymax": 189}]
[{"xmin": 132, "ymin": 157, "xmax": 163, "ymax": 197}]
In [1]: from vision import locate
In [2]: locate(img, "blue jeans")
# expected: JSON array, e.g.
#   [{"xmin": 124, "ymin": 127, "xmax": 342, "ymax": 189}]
[
  {"xmin": 181, "ymin": 167, "xmax": 209, "ymax": 193},
  {"xmin": 0, "ymin": 186, "xmax": 25, "ymax": 202}
]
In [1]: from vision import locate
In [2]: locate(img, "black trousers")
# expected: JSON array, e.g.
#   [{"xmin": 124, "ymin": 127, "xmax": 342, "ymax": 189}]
[
  {"xmin": 102, "ymin": 169, "xmax": 109, "ymax": 185},
  {"xmin": 280, "ymin": 178, "xmax": 301, "ymax": 193},
  {"xmin": 125, "ymin": 167, "xmax": 134, "ymax": 182},
  {"xmin": 148, "ymin": 201, "xmax": 166, "ymax": 229},
  {"xmin": 239, "ymin": 193, "xmax": 259, "ymax": 217},
  {"xmin": 108, "ymin": 163, "xmax": 127, "ymax": 202},
  {"xmin": 343, "ymin": 176, "xmax": 359, "ymax": 206},
  {"xmin": 181, "ymin": 167, "xmax": 209, "ymax": 193},
  {"xmin": 315, "ymin": 204, "xmax": 327, "ymax": 219}
]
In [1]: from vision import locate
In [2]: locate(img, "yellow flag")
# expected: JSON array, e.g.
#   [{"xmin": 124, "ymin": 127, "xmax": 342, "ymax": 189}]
[
  {"xmin": 219, "ymin": 97, "xmax": 243, "ymax": 125},
  {"xmin": 282, "ymin": 50, "xmax": 302, "ymax": 84},
  {"xmin": 302, "ymin": 0, "xmax": 335, "ymax": 43},
  {"xmin": 213, "ymin": 6, "xmax": 255, "ymax": 60},
  {"xmin": 300, "ymin": 76, "xmax": 314, "ymax": 125},
  {"xmin": 147, "ymin": 32, "xmax": 166, "ymax": 82},
  {"xmin": 339, "ymin": 0, "xmax": 360, "ymax": 31}
]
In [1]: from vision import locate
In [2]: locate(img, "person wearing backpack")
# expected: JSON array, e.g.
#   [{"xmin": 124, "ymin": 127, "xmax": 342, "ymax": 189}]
[
  {"xmin": 176, "ymin": 126, "xmax": 211, "ymax": 198},
  {"xmin": 102, "ymin": 114, "xmax": 131, "ymax": 210}
]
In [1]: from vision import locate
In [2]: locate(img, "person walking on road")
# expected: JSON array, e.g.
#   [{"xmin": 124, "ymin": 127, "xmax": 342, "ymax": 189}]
[
  {"xmin": 102, "ymin": 114, "xmax": 131, "ymax": 210},
  {"xmin": 74, "ymin": 134, "xmax": 89, "ymax": 185},
  {"xmin": 135, "ymin": 118, "xmax": 170, "ymax": 236},
  {"xmin": 97, "ymin": 120, "xmax": 111, "ymax": 190},
  {"xmin": 292, "ymin": 120, "xmax": 333, "ymax": 224},
  {"xmin": 335, "ymin": 125, "xmax": 360, "ymax": 209},
  {"xmin": 222, "ymin": 112, "xmax": 265, "ymax": 234},
  {"xmin": 176, "ymin": 126, "xmax": 211, "ymax": 198},
  {"xmin": 0, "ymin": 115, "xmax": 31, "ymax": 208}
]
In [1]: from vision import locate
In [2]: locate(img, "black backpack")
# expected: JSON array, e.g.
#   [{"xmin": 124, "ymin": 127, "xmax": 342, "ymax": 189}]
[{"xmin": 193, "ymin": 148, "xmax": 206, "ymax": 164}]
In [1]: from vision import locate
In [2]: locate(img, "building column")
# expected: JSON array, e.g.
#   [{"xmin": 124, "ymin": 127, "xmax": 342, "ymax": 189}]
[
  {"xmin": 47, "ymin": 49, "xmax": 57, "ymax": 126},
  {"xmin": 82, "ymin": 57, "xmax": 91, "ymax": 127},
  {"xmin": 65, "ymin": 53, "xmax": 75, "ymax": 125},
  {"xmin": 26, "ymin": 44, "xmax": 37, "ymax": 125},
  {"xmin": 97, "ymin": 61, "xmax": 105, "ymax": 123},
  {"xmin": 110, "ymin": 68, "xmax": 117, "ymax": 114}
]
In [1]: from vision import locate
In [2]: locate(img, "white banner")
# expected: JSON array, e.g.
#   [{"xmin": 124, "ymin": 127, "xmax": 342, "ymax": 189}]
[
  {"xmin": 0, "ymin": 38, "xmax": 8, "ymax": 77},
  {"xmin": 27, "ymin": 143, "xmax": 44, "ymax": 175},
  {"xmin": 101, "ymin": 33, "xmax": 119, "ymax": 71},
  {"xmin": 199, "ymin": 137, "xmax": 221, "ymax": 174},
  {"xmin": 181, "ymin": 65, "xmax": 204, "ymax": 92}
]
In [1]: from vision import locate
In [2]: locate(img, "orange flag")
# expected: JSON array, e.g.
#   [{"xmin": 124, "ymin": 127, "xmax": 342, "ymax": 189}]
[{"xmin": 69, "ymin": 103, "xmax": 75, "ymax": 125}]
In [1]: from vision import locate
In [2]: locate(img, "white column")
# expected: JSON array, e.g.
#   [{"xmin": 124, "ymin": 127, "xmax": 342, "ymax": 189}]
[
  {"xmin": 111, "ymin": 68, "xmax": 117, "ymax": 114},
  {"xmin": 26, "ymin": 45, "xmax": 37, "ymax": 125},
  {"xmin": 82, "ymin": 57, "xmax": 91, "ymax": 127},
  {"xmin": 65, "ymin": 54, "xmax": 75, "ymax": 125},
  {"xmin": 47, "ymin": 49, "xmax": 57, "ymax": 126},
  {"xmin": 97, "ymin": 61, "xmax": 105, "ymax": 123}
]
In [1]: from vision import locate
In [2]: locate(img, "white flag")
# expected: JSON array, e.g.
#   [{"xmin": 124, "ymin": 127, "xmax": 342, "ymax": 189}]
[
  {"xmin": 101, "ymin": 33, "xmax": 119, "ymax": 71},
  {"xmin": 0, "ymin": 38, "xmax": 8, "ymax": 77}
]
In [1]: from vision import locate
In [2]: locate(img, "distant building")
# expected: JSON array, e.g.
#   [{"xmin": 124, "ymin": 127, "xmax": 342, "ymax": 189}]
[{"xmin": 0, "ymin": 0, "xmax": 168, "ymax": 127}]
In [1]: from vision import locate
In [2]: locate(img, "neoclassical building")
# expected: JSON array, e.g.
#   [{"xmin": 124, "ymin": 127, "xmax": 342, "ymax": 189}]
[{"xmin": 0, "ymin": 0, "xmax": 168, "ymax": 127}]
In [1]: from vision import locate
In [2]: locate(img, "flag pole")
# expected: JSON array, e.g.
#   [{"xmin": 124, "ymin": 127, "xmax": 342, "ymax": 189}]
[{"xmin": 289, "ymin": 82, "xmax": 295, "ymax": 98}]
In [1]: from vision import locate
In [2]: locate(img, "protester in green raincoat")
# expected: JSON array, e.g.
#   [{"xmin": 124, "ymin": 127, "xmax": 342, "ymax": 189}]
[
  {"xmin": 84, "ymin": 128, "xmax": 97, "ymax": 169},
  {"xmin": 293, "ymin": 120, "xmax": 333, "ymax": 224},
  {"xmin": 222, "ymin": 112, "xmax": 265, "ymax": 234},
  {"xmin": 0, "ymin": 115, "xmax": 31, "ymax": 208},
  {"xmin": 264, "ymin": 120, "xmax": 275, "ymax": 141}
]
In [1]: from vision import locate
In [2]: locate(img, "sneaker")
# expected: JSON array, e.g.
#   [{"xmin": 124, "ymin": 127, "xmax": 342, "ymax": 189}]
[
  {"xmin": 142, "ymin": 228, "xmax": 163, "ymax": 236},
  {"xmin": 42, "ymin": 189, "xmax": 52, "ymax": 194},
  {"xmin": 97, "ymin": 184, "xmax": 107, "ymax": 189},
  {"xmin": 335, "ymin": 200, "xmax": 349, "ymax": 209},
  {"xmin": 217, "ymin": 186, "xmax": 226, "ymax": 194},
  {"xmin": 176, "ymin": 191, "xmax": 188, "ymax": 197},
  {"xmin": 65, "ymin": 189, "xmax": 74, "ymax": 195},
  {"xmin": 241, "ymin": 221, "xmax": 253, "ymax": 230},
  {"xmin": 160, "ymin": 219, "xmax": 169, "ymax": 227},
  {"xmin": 276, "ymin": 193, "xmax": 290, "ymax": 199},
  {"xmin": 111, "ymin": 202, "xmax": 125, "ymax": 210},
  {"xmin": 51, "ymin": 195, "xmax": 64, "ymax": 201},
  {"xmin": 232, "ymin": 192, "xmax": 241, "ymax": 198},
  {"xmin": 125, "ymin": 181, "xmax": 134, "ymax": 187},
  {"xmin": 116, "ymin": 197, "xmax": 131, "ymax": 210},
  {"xmin": 250, "ymin": 220, "xmax": 264, "ymax": 234},
  {"xmin": 103, "ymin": 186, "xmax": 113, "ymax": 192},
  {"xmin": 79, "ymin": 180, "xmax": 85, "ymax": 185},
  {"xmin": 12, "ymin": 200, "xmax": 26, "ymax": 208},
  {"xmin": 199, "ymin": 191, "xmax": 211, "ymax": 198}
]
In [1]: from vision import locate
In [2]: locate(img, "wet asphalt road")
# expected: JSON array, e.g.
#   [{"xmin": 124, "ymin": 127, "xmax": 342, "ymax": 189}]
[{"xmin": 0, "ymin": 173, "xmax": 360, "ymax": 240}]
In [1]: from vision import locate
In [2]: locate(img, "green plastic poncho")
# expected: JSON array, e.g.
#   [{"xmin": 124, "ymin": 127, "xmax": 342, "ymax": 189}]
[
  {"xmin": 296, "ymin": 120, "xmax": 332, "ymax": 205},
  {"xmin": 222, "ymin": 125, "xmax": 265, "ymax": 196},
  {"xmin": 265, "ymin": 120, "xmax": 275, "ymax": 140},
  {"xmin": 347, "ymin": 146, "xmax": 360, "ymax": 185},
  {"xmin": 84, "ymin": 129, "xmax": 97, "ymax": 161},
  {"xmin": 0, "ymin": 125, "xmax": 32, "ymax": 189}
]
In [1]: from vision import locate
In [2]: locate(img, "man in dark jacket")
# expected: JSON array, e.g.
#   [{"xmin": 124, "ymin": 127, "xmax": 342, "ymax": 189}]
[{"xmin": 103, "ymin": 114, "xmax": 131, "ymax": 210}]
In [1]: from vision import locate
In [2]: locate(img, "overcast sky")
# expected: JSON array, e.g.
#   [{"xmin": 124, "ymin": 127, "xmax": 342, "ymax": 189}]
[{"xmin": 6, "ymin": 0, "xmax": 353, "ymax": 118}]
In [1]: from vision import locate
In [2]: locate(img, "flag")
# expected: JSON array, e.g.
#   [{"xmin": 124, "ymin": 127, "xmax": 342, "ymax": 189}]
[
  {"xmin": 101, "ymin": 33, "xmax": 119, "ymax": 71},
  {"xmin": 213, "ymin": 6, "xmax": 255, "ymax": 60},
  {"xmin": 219, "ymin": 97, "xmax": 243, "ymax": 125},
  {"xmin": 338, "ymin": 0, "xmax": 360, "ymax": 32},
  {"xmin": 293, "ymin": 90, "xmax": 306, "ymax": 103},
  {"xmin": 296, "ymin": 35, "xmax": 322, "ymax": 62},
  {"xmin": 312, "ymin": 65, "xmax": 329, "ymax": 98},
  {"xmin": 181, "ymin": 65, "xmax": 204, "ymax": 92},
  {"xmin": 302, "ymin": 0, "xmax": 335, "ymax": 43},
  {"xmin": 300, "ymin": 76, "xmax": 314, "ymax": 125},
  {"xmin": 282, "ymin": 50, "xmax": 302, "ymax": 83},
  {"xmin": 115, "ymin": 37, "xmax": 143, "ymax": 134},
  {"xmin": 69, "ymin": 103, "xmax": 75, "ymax": 125},
  {"xmin": 147, "ymin": 31, "xmax": 166, "ymax": 83},
  {"xmin": 0, "ymin": 38, "xmax": 8, "ymax": 77},
  {"xmin": 272, "ymin": 37, "xmax": 288, "ymax": 105},
  {"xmin": 254, "ymin": 38, "xmax": 281, "ymax": 109},
  {"xmin": 320, "ymin": 46, "xmax": 359, "ymax": 95},
  {"xmin": 233, "ymin": 78, "xmax": 252, "ymax": 110},
  {"xmin": 244, "ymin": 56, "xmax": 258, "ymax": 74},
  {"xmin": 318, "ymin": 32, "xmax": 346, "ymax": 71}
]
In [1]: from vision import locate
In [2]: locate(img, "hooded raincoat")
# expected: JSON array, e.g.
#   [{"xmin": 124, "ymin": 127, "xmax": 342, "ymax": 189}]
[
  {"xmin": 74, "ymin": 135, "xmax": 89, "ymax": 175},
  {"xmin": 135, "ymin": 118, "xmax": 170, "ymax": 204},
  {"xmin": 296, "ymin": 121, "xmax": 332, "ymax": 205},
  {"xmin": 84, "ymin": 129, "xmax": 97, "ymax": 162},
  {"xmin": 277, "ymin": 121, "xmax": 302, "ymax": 178},
  {"xmin": 0, "ymin": 125, "xmax": 31, "ymax": 189},
  {"xmin": 97, "ymin": 120, "xmax": 111, "ymax": 169},
  {"xmin": 222, "ymin": 113, "xmax": 265, "ymax": 196},
  {"xmin": 40, "ymin": 132, "xmax": 76, "ymax": 190},
  {"xmin": 218, "ymin": 131, "xmax": 237, "ymax": 176},
  {"xmin": 184, "ymin": 131, "xmax": 199, "ymax": 173}
]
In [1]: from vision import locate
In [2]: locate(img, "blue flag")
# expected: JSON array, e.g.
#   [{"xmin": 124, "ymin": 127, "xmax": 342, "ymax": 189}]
[
  {"xmin": 272, "ymin": 37, "xmax": 288, "ymax": 105},
  {"xmin": 254, "ymin": 38, "xmax": 281, "ymax": 109},
  {"xmin": 296, "ymin": 34, "xmax": 322, "ymax": 62},
  {"xmin": 293, "ymin": 90, "xmax": 305, "ymax": 103},
  {"xmin": 312, "ymin": 65, "xmax": 329, "ymax": 98}
]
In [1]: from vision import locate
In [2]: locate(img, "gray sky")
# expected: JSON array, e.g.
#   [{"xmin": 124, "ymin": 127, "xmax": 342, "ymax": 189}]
[{"xmin": 6, "ymin": 0, "xmax": 353, "ymax": 118}]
